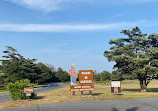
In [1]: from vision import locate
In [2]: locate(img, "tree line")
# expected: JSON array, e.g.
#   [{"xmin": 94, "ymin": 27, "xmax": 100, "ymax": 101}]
[
  {"xmin": 0, "ymin": 46, "xmax": 70, "ymax": 85},
  {"xmin": 93, "ymin": 70, "xmax": 138, "ymax": 81},
  {"xmin": 0, "ymin": 46, "xmax": 138, "ymax": 85}
]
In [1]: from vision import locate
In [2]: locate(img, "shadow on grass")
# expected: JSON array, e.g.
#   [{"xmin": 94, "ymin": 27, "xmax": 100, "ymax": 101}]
[
  {"xmin": 33, "ymin": 96, "xmax": 45, "ymax": 100},
  {"xmin": 122, "ymin": 88, "xmax": 158, "ymax": 92},
  {"xmin": 83, "ymin": 93, "xmax": 103, "ymax": 96},
  {"xmin": 113, "ymin": 94, "xmax": 123, "ymax": 96},
  {"xmin": 147, "ymin": 88, "xmax": 158, "ymax": 92},
  {"xmin": 122, "ymin": 89, "xmax": 140, "ymax": 92}
]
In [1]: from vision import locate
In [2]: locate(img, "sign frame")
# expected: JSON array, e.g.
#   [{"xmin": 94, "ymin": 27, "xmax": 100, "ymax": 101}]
[
  {"xmin": 79, "ymin": 70, "xmax": 93, "ymax": 85},
  {"xmin": 24, "ymin": 87, "xmax": 34, "ymax": 93},
  {"xmin": 111, "ymin": 81, "xmax": 121, "ymax": 93},
  {"xmin": 111, "ymin": 81, "xmax": 121, "ymax": 87}
]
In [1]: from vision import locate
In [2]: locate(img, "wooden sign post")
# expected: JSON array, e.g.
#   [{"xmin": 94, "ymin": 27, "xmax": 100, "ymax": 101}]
[
  {"xmin": 79, "ymin": 70, "xmax": 93, "ymax": 95},
  {"xmin": 111, "ymin": 81, "xmax": 121, "ymax": 94},
  {"xmin": 70, "ymin": 70, "xmax": 94, "ymax": 95}
]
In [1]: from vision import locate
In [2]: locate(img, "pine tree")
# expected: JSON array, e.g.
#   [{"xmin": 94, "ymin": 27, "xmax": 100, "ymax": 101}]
[
  {"xmin": 55, "ymin": 67, "xmax": 70, "ymax": 82},
  {"xmin": 104, "ymin": 27, "xmax": 158, "ymax": 92}
]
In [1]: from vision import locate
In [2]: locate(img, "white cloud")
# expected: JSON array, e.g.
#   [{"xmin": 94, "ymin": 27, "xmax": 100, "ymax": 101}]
[
  {"xmin": 0, "ymin": 21, "xmax": 145, "ymax": 32},
  {"xmin": 6, "ymin": 0, "xmax": 61, "ymax": 12},
  {"xmin": 5, "ymin": 0, "xmax": 158, "ymax": 12},
  {"xmin": 5, "ymin": 0, "xmax": 97, "ymax": 12}
]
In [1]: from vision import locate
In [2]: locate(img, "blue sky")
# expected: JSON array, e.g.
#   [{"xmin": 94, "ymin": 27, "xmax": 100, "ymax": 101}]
[{"xmin": 0, "ymin": 0, "xmax": 158, "ymax": 73}]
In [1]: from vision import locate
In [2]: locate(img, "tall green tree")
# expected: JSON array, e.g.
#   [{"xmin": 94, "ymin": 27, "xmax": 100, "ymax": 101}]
[
  {"xmin": 35, "ymin": 62, "xmax": 56, "ymax": 84},
  {"xmin": 148, "ymin": 34, "xmax": 158, "ymax": 80},
  {"xmin": 55, "ymin": 67, "xmax": 70, "ymax": 82},
  {"xmin": 45, "ymin": 63, "xmax": 56, "ymax": 72},
  {"xmin": 0, "ymin": 46, "xmax": 43, "ymax": 84},
  {"xmin": 0, "ymin": 65, "xmax": 6, "ymax": 84},
  {"xmin": 100, "ymin": 71, "xmax": 111, "ymax": 81},
  {"xmin": 104, "ymin": 27, "xmax": 158, "ymax": 92},
  {"xmin": 93, "ymin": 70, "xmax": 98, "ymax": 81},
  {"xmin": 111, "ymin": 70, "xmax": 137, "ymax": 81},
  {"xmin": 94, "ymin": 70, "xmax": 111, "ymax": 81},
  {"xmin": 0, "ymin": 46, "xmax": 26, "ymax": 82}
]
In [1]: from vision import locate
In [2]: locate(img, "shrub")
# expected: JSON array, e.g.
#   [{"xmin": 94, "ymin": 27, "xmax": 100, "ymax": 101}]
[{"xmin": 7, "ymin": 79, "xmax": 36, "ymax": 100}]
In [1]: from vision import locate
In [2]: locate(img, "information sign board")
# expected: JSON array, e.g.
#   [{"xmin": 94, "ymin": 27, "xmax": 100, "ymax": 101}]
[
  {"xmin": 79, "ymin": 70, "xmax": 93, "ymax": 85},
  {"xmin": 111, "ymin": 81, "xmax": 121, "ymax": 93},
  {"xmin": 70, "ymin": 85, "xmax": 94, "ymax": 92},
  {"xmin": 24, "ymin": 88, "xmax": 34, "ymax": 93},
  {"xmin": 111, "ymin": 81, "xmax": 121, "ymax": 87}
]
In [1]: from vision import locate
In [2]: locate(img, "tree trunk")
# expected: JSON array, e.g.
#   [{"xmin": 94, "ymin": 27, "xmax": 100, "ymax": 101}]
[{"xmin": 139, "ymin": 79, "xmax": 147, "ymax": 92}]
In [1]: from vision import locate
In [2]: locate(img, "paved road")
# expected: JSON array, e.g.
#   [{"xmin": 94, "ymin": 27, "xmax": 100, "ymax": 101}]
[
  {"xmin": 1, "ymin": 97, "xmax": 158, "ymax": 111},
  {"xmin": 0, "ymin": 83, "xmax": 68, "ymax": 103}
]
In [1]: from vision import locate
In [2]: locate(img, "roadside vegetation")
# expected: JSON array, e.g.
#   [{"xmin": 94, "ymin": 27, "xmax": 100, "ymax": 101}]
[
  {"xmin": 1, "ymin": 80, "xmax": 158, "ymax": 109},
  {"xmin": 7, "ymin": 79, "xmax": 36, "ymax": 100},
  {"xmin": 0, "ymin": 46, "xmax": 70, "ymax": 86},
  {"xmin": 0, "ymin": 47, "xmax": 70, "ymax": 96},
  {"xmin": 0, "ymin": 83, "xmax": 44, "ymax": 95}
]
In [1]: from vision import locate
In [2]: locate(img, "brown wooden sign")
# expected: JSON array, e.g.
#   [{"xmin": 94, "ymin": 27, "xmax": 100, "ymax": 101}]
[
  {"xmin": 79, "ymin": 70, "xmax": 93, "ymax": 85},
  {"xmin": 111, "ymin": 87, "xmax": 121, "ymax": 93},
  {"xmin": 24, "ymin": 88, "xmax": 34, "ymax": 93},
  {"xmin": 70, "ymin": 85, "xmax": 94, "ymax": 92}
]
